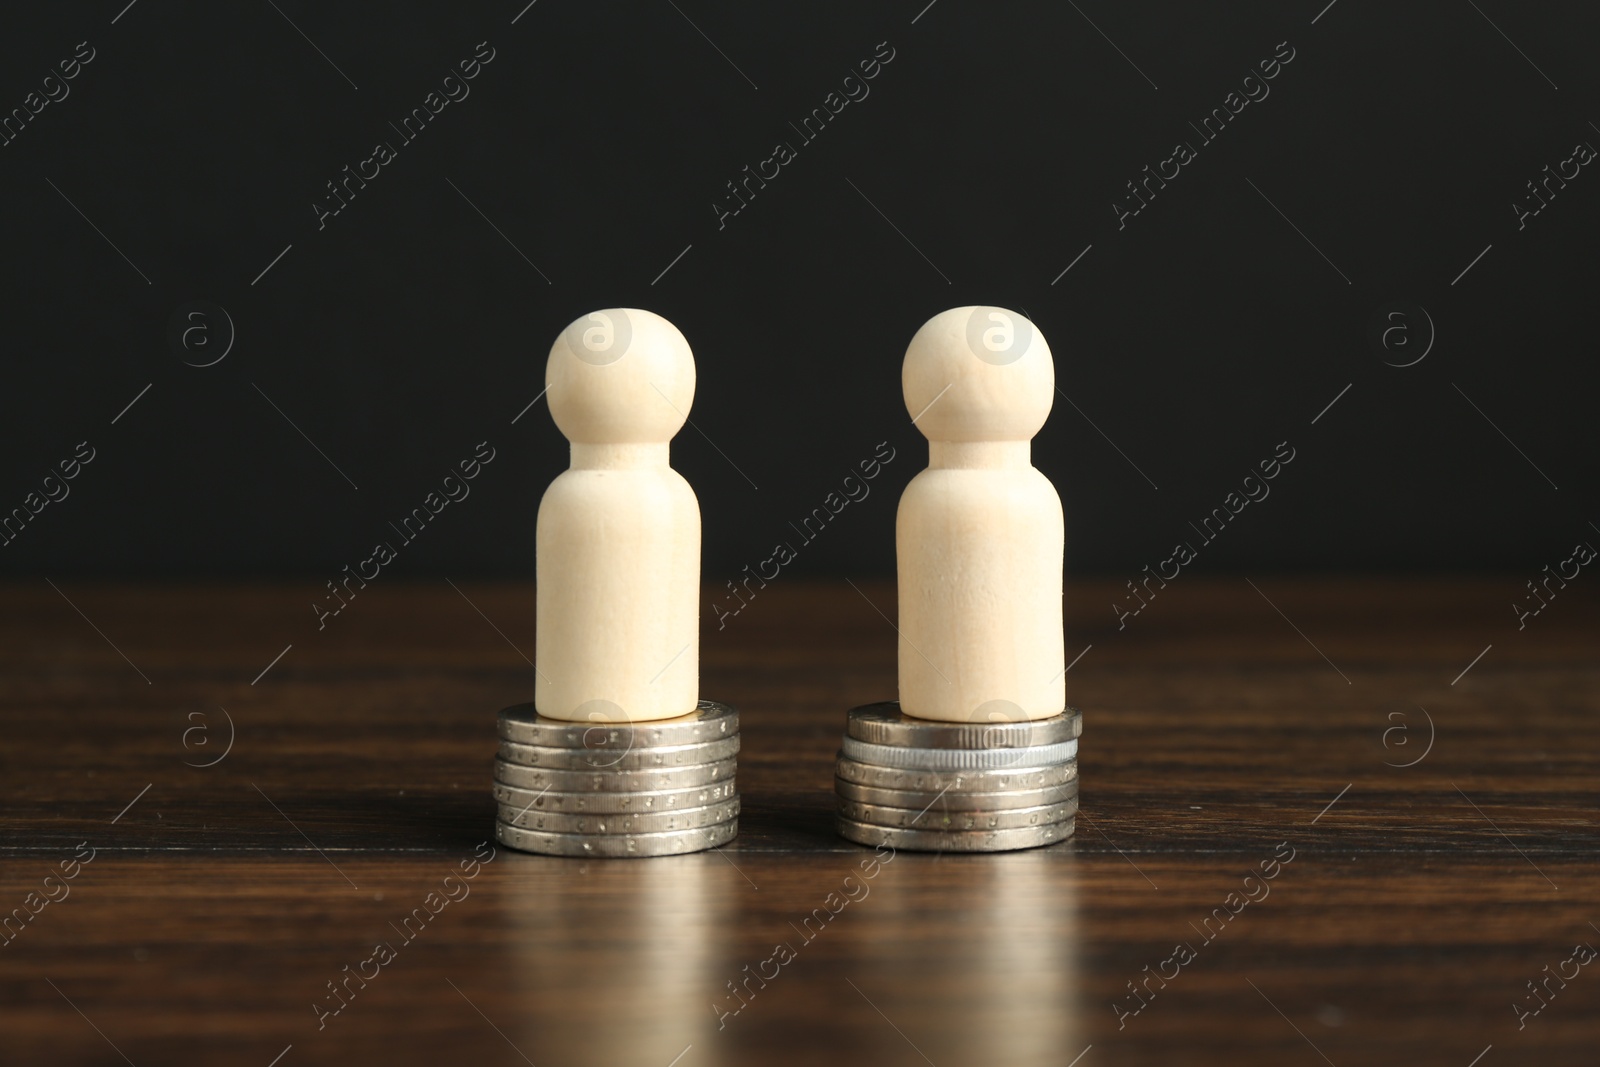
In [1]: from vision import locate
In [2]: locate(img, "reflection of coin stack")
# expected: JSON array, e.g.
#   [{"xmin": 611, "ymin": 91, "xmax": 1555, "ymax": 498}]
[
  {"xmin": 834, "ymin": 703, "xmax": 1080, "ymax": 852},
  {"xmin": 494, "ymin": 701, "xmax": 740, "ymax": 858}
]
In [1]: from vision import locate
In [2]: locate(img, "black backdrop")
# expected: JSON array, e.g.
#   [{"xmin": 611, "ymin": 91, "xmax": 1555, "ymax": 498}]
[{"xmin": 2, "ymin": 0, "xmax": 1595, "ymax": 584}]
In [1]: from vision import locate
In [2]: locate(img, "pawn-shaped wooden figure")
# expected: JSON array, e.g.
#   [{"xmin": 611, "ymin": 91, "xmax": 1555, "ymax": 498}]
[
  {"xmin": 536, "ymin": 309, "xmax": 700, "ymax": 723},
  {"xmin": 898, "ymin": 306, "xmax": 1064, "ymax": 723}
]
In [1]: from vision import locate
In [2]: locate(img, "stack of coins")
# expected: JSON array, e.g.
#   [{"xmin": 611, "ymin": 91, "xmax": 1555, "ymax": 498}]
[
  {"xmin": 494, "ymin": 700, "xmax": 740, "ymax": 858},
  {"xmin": 834, "ymin": 703, "xmax": 1081, "ymax": 852}
]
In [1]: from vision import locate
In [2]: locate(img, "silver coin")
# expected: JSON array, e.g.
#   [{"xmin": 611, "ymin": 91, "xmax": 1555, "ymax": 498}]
[
  {"xmin": 498, "ymin": 797, "xmax": 739, "ymax": 835},
  {"xmin": 837, "ymin": 796, "xmax": 1077, "ymax": 831},
  {"xmin": 498, "ymin": 699, "xmax": 738, "ymax": 748},
  {"xmin": 841, "ymin": 735, "xmax": 1076, "ymax": 771},
  {"xmin": 493, "ymin": 778, "xmax": 738, "ymax": 814},
  {"xmin": 494, "ymin": 756, "xmax": 735, "ymax": 793},
  {"xmin": 836, "ymin": 814, "xmax": 1075, "ymax": 853},
  {"xmin": 846, "ymin": 702, "xmax": 1082, "ymax": 749},
  {"xmin": 498, "ymin": 735, "xmax": 739, "ymax": 771},
  {"xmin": 833, "ymin": 774, "xmax": 1078, "ymax": 812},
  {"xmin": 495, "ymin": 817, "xmax": 738, "ymax": 857},
  {"xmin": 834, "ymin": 755, "xmax": 1077, "ymax": 793}
]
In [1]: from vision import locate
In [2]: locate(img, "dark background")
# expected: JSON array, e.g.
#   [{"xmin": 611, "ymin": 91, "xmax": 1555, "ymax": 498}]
[{"xmin": 2, "ymin": 0, "xmax": 1595, "ymax": 585}]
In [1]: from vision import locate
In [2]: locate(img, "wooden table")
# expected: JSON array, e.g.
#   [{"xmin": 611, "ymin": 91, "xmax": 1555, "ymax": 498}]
[{"xmin": 2, "ymin": 578, "xmax": 1596, "ymax": 1065}]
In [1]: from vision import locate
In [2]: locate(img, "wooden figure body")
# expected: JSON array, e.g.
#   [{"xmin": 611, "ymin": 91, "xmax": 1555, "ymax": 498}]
[
  {"xmin": 535, "ymin": 309, "xmax": 700, "ymax": 723},
  {"xmin": 896, "ymin": 306, "xmax": 1065, "ymax": 723}
]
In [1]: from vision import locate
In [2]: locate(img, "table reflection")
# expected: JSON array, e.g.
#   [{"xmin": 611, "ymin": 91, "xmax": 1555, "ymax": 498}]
[
  {"xmin": 842, "ymin": 848, "xmax": 1083, "ymax": 1065},
  {"xmin": 497, "ymin": 853, "xmax": 735, "ymax": 1067}
]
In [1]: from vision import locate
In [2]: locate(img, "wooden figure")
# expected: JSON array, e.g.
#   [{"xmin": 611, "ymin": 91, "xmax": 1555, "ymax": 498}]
[
  {"xmin": 897, "ymin": 306, "xmax": 1065, "ymax": 723},
  {"xmin": 536, "ymin": 309, "xmax": 700, "ymax": 723}
]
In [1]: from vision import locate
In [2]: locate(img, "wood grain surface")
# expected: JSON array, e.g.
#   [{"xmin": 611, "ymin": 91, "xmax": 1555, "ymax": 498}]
[{"xmin": 1, "ymin": 577, "xmax": 1596, "ymax": 1065}]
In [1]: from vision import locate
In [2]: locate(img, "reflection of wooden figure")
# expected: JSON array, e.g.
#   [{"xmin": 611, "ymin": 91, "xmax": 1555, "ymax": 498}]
[
  {"xmin": 536, "ymin": 309, "xmax": 700, "ymax": 723},
  {"xmin": 897, "ymin": 306, "xmax": 1064, "ymax": 723}
]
